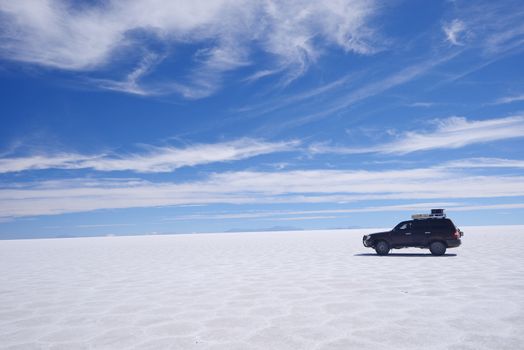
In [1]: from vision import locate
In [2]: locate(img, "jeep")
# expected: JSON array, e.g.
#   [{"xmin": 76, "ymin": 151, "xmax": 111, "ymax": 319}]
[{"xmin": 362, "ymin": 209, "xmax": 463, "ymax": 256}]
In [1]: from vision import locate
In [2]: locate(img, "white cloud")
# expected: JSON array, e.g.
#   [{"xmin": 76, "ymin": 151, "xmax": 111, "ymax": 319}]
[
  {"xmin": 452, "ymin": 203, "xmax": 524, "ymax": 211},
  {"xmin": 0, "ymin": 138, "xmax": 299, "ymax": 173},
  {"xmin": 234, "ymin": 71, "xmax": 356, "ymax": 118},
  {"xmin": 0, "ymin": 153, "xmax": 101, "ymax": 174},
  {"xmin": 243, "ymin": 69, "xmax": 282, "ymax": 83},
  {"xmin": 2, "ymin": 167, "xmax": 524, "ymax": 219},
  {"xmin": 443, "ymin": 19, "xmax": 467, "ymax": 45},
  {"xmin": 0, "ymin": 0, "xmax": 380, "ymax": 97},
  {"xmin": 442, "ymin": 157, "xmax": 524, "ymax": 169},
  {"xmin": 492, "ymin": 94, "xmax": 524, "ymax": 105},
  {"xmin": 93, "ymin": 52, "xmax": 166, "ymax": 96},
  {"xmin": 483, "ymin": 20, "xmax": 524, "ymax": 54},
  {"xmin": 445, "ymin": 3, "xmax": 524, "ymax": 55},
  {"xmin": 407, "ymin": 102, "xmax": 436, "ymax": 108},
  {"xmin": 310, "ymin": 116, "xmax": 524, "ymax": 155}
]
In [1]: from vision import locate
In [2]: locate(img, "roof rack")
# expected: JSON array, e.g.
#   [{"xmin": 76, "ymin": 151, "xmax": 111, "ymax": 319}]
[{"xmin": 412, "ymin": 209, "xmax": 446, "ymax": 220}]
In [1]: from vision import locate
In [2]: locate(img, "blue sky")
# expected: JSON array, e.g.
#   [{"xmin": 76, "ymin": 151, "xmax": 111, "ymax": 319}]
[{"xmin": 1, "ymin": 0, "xmax": 524, "ymax": 239}]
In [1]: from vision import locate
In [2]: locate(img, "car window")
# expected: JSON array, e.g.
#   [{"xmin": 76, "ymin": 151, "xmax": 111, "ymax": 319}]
[
  {"xmin": 429, "ymin": 219, "xmax": 454, "ymax": 230},
  {"xmin": 397, "ymin": 222, "xmax": 411, "ymax": 230},
  {"xmin": 444, "ymin": 219, "xmax": 456, "ymax": 229},
  {"xmin": 438, "ymin": 219, "xmax": 455, "ymax": 231}
]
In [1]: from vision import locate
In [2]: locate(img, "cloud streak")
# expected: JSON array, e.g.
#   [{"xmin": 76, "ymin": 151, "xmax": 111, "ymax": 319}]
[
  {"xmin": 0, "ymin": 138, "xmax": 299, "ymax": 173},
  {"xmin": 492, "ymin": 94, "xmax": 524, "ymax": 105},
  {"xmin": 310, "ymin": 116, "xmax": 524, "ymax": 155},
  {"xmin": 2, "ymin": 166, "xmax": 524, "ymax": 219},
  {"xmin": 442, "ymin": 157, "xmax": 524, "ymax": 169}
]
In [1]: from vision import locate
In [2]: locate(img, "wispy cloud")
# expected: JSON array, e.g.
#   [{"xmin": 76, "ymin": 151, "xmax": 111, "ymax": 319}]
[
  {"xmin": 442, "ymin": 157, "xmax": 524, "ymax": 169},
  {"xmin": 2, "ymin": 166, "xmax": 524, "ymax": 219},
  {"xmin": 269, "ymin": 52, "xmax": 460, "ymax": 132},
  {"xmin": 93, "ymin": 52, "xmax": 166, "ymax": 96},
  {"xmin": 451, "ymin": 203, "xmax": 524, "ymax": 211},
  {"xmin": 0, "ymin": 138, "xmax": 299, "ymax": 173},
  {"xmin": 0, "ymin": 0, "xmax": 381, "ymax": 98},
  {"xmin": 443, "ymin": 19, "xmax": 467, "ymax": 46},
  {"xmin": 407, "ymin": 102, "xmax": 436, "ymax": 108},
  {"xmin": 233, "ymin": 71, "xmax": 358, "ymax": 119},
  {"xmin": 492, "ymin": 94, "xmax": 524, "ymax": 105},
  {"xmin": 446, "ymin": 2, "xmax": 524, "ymax": 54},
  {"xmin": 242, "ymin": 69, "xmax": 283, "ymax": 83},
  {"xmin": 310, "ymin": 116, "xmax": 524, "ymax": 155},
  {"xmin": 482, "ymin": 17, "xmax": 524, "ymax": 54}
]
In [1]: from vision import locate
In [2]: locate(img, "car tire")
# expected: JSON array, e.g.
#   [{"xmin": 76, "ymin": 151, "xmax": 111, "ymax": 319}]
[
  {"xmin": 429, "ymin": 241, "xmax": 446, "ymax": 256},
  {"xmin": 375, "ymin": 240, "xmax": 390, "ymax": 256}
]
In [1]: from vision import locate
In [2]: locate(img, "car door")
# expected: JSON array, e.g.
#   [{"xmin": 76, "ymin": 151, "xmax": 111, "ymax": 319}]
[
  {"xmin": 411, "ymin": 220, "xmax": 429, "ymax": 247},
  {"xmin": 392, "ymin": 221, "xmax": 414, "ymax": 246}
]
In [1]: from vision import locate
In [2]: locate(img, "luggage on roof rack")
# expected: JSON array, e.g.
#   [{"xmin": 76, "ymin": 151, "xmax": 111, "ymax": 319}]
[
  {"xmin": 431, "ymin": 209, "xmax": 445, "ymax": 216},
  {"xmin": 412, "ymin": 209, "xmax": 446, "ymax": 220}
]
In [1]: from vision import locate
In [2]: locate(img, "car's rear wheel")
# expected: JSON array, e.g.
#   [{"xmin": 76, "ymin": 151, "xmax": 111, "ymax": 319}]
[
  {"xmin": 375, "ymin": 240, "xmax": 390, "ymax": 256},
  {"xmin": 429, "ymin": 241, "xmax": 446, "ymax": 256}
]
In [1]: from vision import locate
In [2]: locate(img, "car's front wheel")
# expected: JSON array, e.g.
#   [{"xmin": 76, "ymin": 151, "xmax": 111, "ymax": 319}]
[
  {"xmin": 375, "ymin": 240, "xmax": 390, "ymax": 256},
  {"xmin": 429, "ymin": 241, "xmax": 447, "ymax": 256}
]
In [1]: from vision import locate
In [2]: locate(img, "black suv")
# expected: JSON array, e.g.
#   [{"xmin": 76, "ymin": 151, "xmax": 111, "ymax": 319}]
[{"xmin": 362, "ymin": 210, "xmax": 463, "ymax": 256}]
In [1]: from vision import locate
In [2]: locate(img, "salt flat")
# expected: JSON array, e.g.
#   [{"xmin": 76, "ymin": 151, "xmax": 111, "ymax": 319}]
[{"xmin": 1, "ymin": 226, "xmax": 523, "ymax": 350}]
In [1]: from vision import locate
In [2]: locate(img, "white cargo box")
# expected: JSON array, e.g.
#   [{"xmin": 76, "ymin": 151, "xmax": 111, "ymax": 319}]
[
  {"xmin": 412, "ymin": 209, "xmax": 446, "ymax": 220},
  {"xmin": 412, "ymin": 214, "xmax": 431, "ymax": 220}
]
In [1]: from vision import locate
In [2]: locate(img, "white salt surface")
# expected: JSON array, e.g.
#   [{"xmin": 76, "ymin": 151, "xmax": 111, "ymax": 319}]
[{"xmin": 1, "ymin": 226, "xmax": 523, "ymax": 349}]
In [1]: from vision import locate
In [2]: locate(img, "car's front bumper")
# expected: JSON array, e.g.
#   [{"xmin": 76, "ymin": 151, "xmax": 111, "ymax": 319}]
[
  {"xmin": 446, "ymin": 239, "xmax": 461, "ymax": 248},
  {"xmin": 363, "ymin": 236, "xmax": 372, "ymax": 247}
]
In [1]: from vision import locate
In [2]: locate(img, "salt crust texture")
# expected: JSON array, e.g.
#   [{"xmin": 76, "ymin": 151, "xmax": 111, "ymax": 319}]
[{"xmin": 0, "ymin": 226, "xmax": 523, "ymax": 349}]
